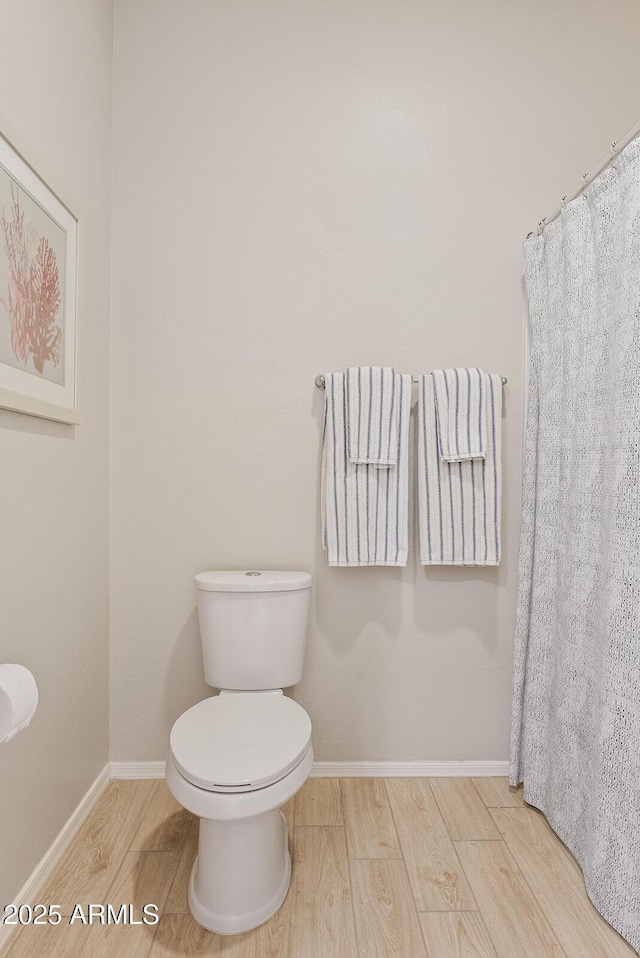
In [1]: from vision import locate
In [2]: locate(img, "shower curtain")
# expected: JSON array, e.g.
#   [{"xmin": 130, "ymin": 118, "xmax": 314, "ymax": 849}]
[{"xmin": 510, "ymin": 137, "xmax": 640, "ymax": 951}]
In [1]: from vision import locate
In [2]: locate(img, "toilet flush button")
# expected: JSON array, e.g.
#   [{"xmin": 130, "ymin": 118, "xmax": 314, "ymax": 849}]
[{"xmin": 245, "ymin": 571, "xmax": 261, "ymax": 576}]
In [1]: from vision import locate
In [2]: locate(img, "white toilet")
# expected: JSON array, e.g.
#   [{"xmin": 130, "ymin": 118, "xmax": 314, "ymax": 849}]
[{"xmin": 165, "ymin": 570, "xmax": 313, "ymax": 936}]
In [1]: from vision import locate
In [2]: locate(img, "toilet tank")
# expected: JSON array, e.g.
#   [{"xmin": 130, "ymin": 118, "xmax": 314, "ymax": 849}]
[{"xmin": 194, "ymin": 571, "xmax": 312, "ymax": 690}]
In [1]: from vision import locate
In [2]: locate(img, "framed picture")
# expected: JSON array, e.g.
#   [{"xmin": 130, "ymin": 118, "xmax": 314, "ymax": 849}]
[{"xmin": 0, "ymin": 130, "xmax": 78, "ymax": 423}]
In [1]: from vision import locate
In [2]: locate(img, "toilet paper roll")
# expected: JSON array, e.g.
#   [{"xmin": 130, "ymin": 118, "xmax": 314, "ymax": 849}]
[{"xmin": 0, "ymin": 664, "xmax": 39, "ymax": 744}]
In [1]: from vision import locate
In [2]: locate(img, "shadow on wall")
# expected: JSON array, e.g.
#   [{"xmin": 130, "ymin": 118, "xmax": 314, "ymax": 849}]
[
  {"xmin": 163, "ymin": 608, "xmax": 210, "ymax": 734},
  {"xmin": 416, "ymin": 563, "xmax": 506, "ymax": 653},
  {"xmin": 312, "ymin": 539, "xmax": 503, "ymax": 658},
  {"xmin": 0, "ymin": 408, "xmax": 75, "ymax": 440}
]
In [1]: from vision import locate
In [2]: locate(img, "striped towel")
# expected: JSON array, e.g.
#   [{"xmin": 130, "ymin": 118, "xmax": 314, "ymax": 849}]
[
  {"xmin": 417, "ymin": 373, "xmax": 502, "ymax": 565},
  {"xmin": 432, "ymin": 367, "xmax": 487, "ymax": 461},
  {"xmin": 346, "ymin": 366, "xmax": 398, "ymax": 466},
  {"xmin": 321, "ymin": 372, "xmax": 412, "ymax": 566}
]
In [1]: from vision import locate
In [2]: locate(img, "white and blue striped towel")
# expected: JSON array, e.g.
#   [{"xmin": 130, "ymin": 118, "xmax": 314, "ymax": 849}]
[
  {"xmin": 432, "ymin": 367, "xmax": 487, "ymax": 461},
  {"xmin": 321, "ymin": 371, "xmax": 412, "ymax": 566},
  {"xmin": 346, "ymin": 366, "xmax": 398, "ymax": 466},
  {"xmin": 417, "ymin": 373, "xmax": 502, "ymax": 565}
]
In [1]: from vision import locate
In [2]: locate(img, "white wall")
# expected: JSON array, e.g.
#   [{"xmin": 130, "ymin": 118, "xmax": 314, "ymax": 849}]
[
  {"xmin": 110, "ymin": 0, "xmax": 640, "ymax": 762},
  {"xmin": 0, "ymin": 0, "xmax": 113, "ymax": 905}
]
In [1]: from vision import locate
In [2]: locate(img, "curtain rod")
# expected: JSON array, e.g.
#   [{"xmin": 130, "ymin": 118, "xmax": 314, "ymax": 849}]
[
  {"xmin": 530, "ymin": 115, "xmax": 640, "ymax": 237},
  {"xmin": 314, "ymin": 374, "xmax": 507, "ymax": 389}
]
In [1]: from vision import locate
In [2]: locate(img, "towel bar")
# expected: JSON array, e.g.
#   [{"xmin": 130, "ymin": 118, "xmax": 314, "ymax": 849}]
[{"xmin": 314, "ymin": 374, "xmax": 507, "ymax": 389}]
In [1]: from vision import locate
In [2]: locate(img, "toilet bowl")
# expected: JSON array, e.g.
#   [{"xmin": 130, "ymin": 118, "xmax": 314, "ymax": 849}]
[{"xmin": 167, "ymin": 689, "xmax": 313, "ymax": 934}]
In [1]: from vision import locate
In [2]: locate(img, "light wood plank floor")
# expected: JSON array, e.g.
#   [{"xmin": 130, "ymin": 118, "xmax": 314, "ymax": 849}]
[{"xmin": 3, "ymin": 777, "xmax": 636, "ymax": 958}]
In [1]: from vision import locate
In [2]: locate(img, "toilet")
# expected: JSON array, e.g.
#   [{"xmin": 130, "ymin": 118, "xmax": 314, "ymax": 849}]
[{"xmin": 165, "ymin": 570, "xmax": 313, "ymax": 936}]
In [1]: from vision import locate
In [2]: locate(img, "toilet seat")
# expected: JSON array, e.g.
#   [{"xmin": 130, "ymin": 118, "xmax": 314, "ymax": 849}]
[{"xmin": 170, "ymin": 693, "xmax": 312, "ymax": 793}]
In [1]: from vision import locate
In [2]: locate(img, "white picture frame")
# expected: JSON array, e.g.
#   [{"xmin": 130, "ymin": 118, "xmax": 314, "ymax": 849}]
[{"xmin": 0, "ymin": 129, "xmax": 78, "ymax": 423}]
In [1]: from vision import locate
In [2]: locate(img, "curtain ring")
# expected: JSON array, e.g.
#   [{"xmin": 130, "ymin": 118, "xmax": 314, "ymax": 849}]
[{"xmin": 610, "ymin": 141, "xmax": 620, "ymax": 171}]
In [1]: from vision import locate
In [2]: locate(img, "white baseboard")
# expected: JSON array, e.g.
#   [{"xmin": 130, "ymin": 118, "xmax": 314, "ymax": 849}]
[
  {"xmin": 109, "ymin": 759, "xmax": 509, "ymax": 780},
  {"xmin": 110, "ymin": 760, "xmax": 166, "ymax": 779},
  {"xmin": 0, "ymin": 763, "xmax": 110, "ymax": 954},
  {"xmin": 309, "ymin": 760, "xmax": 509, "ymax": 777}
]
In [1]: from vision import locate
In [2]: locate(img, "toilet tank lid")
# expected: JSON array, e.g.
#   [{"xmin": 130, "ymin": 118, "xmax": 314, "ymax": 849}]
[{"xmin": 195, "ymin": 570, "xmax": 312, "ymax": 593}]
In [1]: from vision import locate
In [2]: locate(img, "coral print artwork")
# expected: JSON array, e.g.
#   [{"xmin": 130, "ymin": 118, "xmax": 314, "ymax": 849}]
[{"xmin": 0, "ymin": 166, "xmax": 66, "ymax": 386}]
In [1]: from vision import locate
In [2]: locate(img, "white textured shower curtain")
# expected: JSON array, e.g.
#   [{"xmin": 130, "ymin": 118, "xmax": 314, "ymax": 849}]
[{"xmin": 511, "ymin": 137, "xmax": 640, "ymax": 951}]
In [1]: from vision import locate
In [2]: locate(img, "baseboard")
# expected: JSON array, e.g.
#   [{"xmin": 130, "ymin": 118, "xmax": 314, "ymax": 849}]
[
  {"xmin": 110, "ymin": 760, "xmax": 166, "ymax": 779},
  {"xmin": 0, "ymin": 763, "xmax": 110, "ymax": 954},
  {"xmin": 309, "ymin": 760, "xmax": 510, "ymax": 777},
  {"xmin": 109, "ymin": 759, "xmax": 509, "ymax": 780}
]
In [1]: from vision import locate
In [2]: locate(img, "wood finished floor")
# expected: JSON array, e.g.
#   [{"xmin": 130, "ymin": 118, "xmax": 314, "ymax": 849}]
[{"xmin": 4, "ymin": 777, "xmax": 636, "ymax": 958}]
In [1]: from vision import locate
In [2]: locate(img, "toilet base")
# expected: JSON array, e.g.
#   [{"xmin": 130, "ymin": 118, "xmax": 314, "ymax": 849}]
[
  {"xmin": 188, "ymin": 810, "xmax": 292, "ymax": 935},
  {"xmin": 165, "ymin": 745, "xmax": 313, "ymax": 935}
]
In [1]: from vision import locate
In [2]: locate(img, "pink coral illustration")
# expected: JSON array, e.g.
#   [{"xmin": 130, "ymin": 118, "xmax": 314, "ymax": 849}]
[
  {"xmin": 1, "ymin": 185, "xmax": 62, "ymax": 374},
  {"xmin": 30, "ymin": 235, "xmax": 61, "ymax": 372}
]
